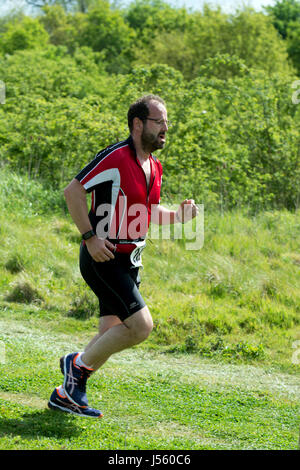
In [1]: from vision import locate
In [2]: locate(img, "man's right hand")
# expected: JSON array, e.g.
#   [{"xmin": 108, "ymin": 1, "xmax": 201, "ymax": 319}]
[{"xmin": 85, "ymin": 237, "xmax": 116, "ymax": 262}]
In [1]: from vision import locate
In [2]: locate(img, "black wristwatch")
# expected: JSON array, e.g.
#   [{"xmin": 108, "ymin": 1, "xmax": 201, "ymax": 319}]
[{"xmin": 82, "ymin": 230, "xmax": 96, "ymax": 240}]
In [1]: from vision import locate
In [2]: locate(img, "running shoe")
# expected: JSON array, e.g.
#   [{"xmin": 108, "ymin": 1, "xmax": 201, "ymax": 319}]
[
  {"xmin": 48, "ymin": 387, "xmax": 103, "ymax": 418},
  {"xmin": 62, "ymin": 352, "xmax": 92, "ymax": 407}
]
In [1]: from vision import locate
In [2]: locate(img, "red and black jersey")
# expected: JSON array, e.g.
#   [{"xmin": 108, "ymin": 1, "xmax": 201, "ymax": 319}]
[{"xmin": 75, "ymin": 136, "xmax": 163, "ymax": 248}]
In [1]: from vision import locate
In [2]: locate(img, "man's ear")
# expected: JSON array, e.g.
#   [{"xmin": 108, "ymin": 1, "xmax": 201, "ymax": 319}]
[{"xmin": 133, "ymin": 117, "xmax": 143, "ymax": 132}]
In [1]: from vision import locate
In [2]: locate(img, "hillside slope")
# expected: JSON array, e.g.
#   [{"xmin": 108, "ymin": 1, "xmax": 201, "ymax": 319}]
[{"xmin": 0, "ymin": 168, "xmax": 299, "ymax": 449}]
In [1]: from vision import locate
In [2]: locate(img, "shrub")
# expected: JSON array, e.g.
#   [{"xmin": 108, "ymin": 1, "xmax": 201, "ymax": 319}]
[
  {"xmin": 5, "ymin": 254, "xmax": 25, "ymax": 274},
  {"xmin": 67, "ymin": 290, "xmax": 98, "ymax": 319},
  {"xmin": 5, "ymin": 280, "xmax": 43, "ymax": 304}
]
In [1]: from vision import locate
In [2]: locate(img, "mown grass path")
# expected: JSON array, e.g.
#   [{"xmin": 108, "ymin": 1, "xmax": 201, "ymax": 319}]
[{"xmin": 0, "ymin": 318, "xmax": 299, "ymax": 450}]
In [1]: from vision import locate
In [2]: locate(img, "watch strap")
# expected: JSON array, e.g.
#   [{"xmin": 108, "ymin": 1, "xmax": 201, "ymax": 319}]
[{"xmin": 82, "ymin": 230, "xmax": 96, "ymax": 240}]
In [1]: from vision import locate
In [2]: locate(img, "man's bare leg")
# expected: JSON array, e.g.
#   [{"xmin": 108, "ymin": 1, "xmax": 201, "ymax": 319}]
[
  {"xmin": 80, "ymin": 306, "xmax": 153, "ymax": 372},
  {"xmin": 84, "ymin": 315, "xmax": 123, "ymax": 353}
]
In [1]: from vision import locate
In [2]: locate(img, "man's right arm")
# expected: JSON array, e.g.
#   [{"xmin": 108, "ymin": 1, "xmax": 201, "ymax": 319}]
[{"xmin": 64, "ymin": 178, "xmax": 115, "ymax": 262}]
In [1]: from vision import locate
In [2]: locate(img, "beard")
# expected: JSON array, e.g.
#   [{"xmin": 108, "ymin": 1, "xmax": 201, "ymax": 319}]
[{"xmin": 141, "ymin": 126, "xmax": 166, "ymax": 153}]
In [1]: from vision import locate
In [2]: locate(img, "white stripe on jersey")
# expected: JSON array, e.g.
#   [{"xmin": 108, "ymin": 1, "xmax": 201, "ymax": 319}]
[{"xmin": 78, "ymin": 141, "xmax": 128, "ymax": 185}]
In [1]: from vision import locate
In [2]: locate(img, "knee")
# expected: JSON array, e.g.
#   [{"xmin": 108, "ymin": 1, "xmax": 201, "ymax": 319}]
[
  {"xmin": 138, "ymin": 315, "xmax": 153, "ymax": 342},
  {"xmin": 126, "ymin": 309, "xmax": 153, "ymax": 344},
  {"xmin": 133, "ymin": 317, "xmax": 153, "ymax": 343}
]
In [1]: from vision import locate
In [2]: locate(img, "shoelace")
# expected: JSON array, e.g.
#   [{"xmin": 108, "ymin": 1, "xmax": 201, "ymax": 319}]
[{"xmin": 78, "ymin": 369, "xmax": 92, "ymax": 393}]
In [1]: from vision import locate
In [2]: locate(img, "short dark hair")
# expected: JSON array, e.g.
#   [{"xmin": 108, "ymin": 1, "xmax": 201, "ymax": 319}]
[{"xmin": 127, "ymin": 94, "xmax": 166, "ymax": 132}]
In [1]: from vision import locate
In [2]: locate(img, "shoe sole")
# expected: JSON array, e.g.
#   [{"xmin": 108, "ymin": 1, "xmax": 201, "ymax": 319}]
[{"xmin": 48, "ymin": 400, "xmax": 103, "ymax": 419}]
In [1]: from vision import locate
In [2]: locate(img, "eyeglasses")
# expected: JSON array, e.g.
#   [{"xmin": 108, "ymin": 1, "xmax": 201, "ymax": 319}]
[{"xmin": 145, "ymin": 117, "xmax": 172, "ymax": 128}]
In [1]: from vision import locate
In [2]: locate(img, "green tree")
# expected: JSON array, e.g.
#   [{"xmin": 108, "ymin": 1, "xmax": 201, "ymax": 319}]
[
  {"xmin": 186, "ymin": 7, "xmax": 291, "ymax": 78},
  {"xmin": 0, "ymin": 45, "xmax": 114, "ymax": 186},
  {"xmin": 0, "ymin": 16, "xmax": 49, "ymax": 54},
  {"xmin": 226, "ymin": 8, "xmax": 291, "ymax": 74},
  {"xmin": 131, "ymin": 6, "xmax": 291, "ymax": 79},
  {"xmin": 125, "ymin": 0, "xmax": 189, "ymax": 36},
  {"xmin": 125, "ymin": 0, "xmax": 192, "ymax": 73},
  {"xmin": 0, "ymin": 4, "xmax": 299, "ymax": 211},
  {"xmin": 287, "ymin": 20, "xmax": 300, "ymax": 72},
  {"xmin": 39, "ymin": 5, "xmax": 85, "ymax": 52},
  {"xmin": 265, "ymin": 0, "xmax": 300, "ymax": 73},
  {"xmin": 77, "ymin": 0, "xmax": 136, "ymax": 73},
  {"xmin": 265, "ymin": 0, "xmax": 300, "ymax": 39}
]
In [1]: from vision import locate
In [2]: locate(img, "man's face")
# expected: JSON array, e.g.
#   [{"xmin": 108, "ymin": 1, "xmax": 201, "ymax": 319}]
[{"xmin": 141, "ymin": 101, "xmax": 169, "ymax": 153}]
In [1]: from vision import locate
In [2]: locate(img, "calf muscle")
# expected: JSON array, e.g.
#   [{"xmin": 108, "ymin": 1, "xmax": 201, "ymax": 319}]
[{"xmin": 81, "ymin": 307, "xmax": 153, "ymax": 371}]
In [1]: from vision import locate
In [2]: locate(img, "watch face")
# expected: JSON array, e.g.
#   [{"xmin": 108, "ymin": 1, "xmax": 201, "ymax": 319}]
[{"xmin": 83, "ymin": 230, "xmax": 94, "ymax": 240}]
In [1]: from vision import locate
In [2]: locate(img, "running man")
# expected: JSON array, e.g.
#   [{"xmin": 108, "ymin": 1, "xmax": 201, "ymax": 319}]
[{"xmin": 48, "ymin": 95, "xmax": 198, "ymax": 417}]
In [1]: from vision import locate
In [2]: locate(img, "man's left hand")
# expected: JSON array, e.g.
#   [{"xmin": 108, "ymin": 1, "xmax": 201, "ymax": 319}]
[{"xmin": 176, "ymin": 199, "xmax": 199, "ymax": 223}]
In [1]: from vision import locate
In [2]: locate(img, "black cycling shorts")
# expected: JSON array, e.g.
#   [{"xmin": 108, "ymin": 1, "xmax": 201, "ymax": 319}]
[{"xmin": 79, "ymin": 242, "xmax": 146, "ymax": 322}]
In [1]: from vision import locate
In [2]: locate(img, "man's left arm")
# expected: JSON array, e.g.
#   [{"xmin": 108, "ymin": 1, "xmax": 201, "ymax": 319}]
[{"xmin": 151, "ymin": 199, "xmax": 199, "ymax": 225}]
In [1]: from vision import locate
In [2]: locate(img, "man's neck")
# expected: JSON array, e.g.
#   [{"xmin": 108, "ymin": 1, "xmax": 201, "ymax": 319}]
[{"xmin": 131, "ymin": 134, "xmax": 150, "ymax": 163}]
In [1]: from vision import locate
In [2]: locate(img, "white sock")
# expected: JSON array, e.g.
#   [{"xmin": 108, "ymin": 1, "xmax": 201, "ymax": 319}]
[{"xmin": 75, "ymin": 352, "xmax": 93, "ymax": 370}]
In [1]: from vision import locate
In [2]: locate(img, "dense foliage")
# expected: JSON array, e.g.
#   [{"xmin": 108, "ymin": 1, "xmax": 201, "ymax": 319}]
[
  {"xmin": 266, "ymin": 0, "xmax": 300, "ymax": 73},
  {"xmin": 0, "ymin": 0, "xmax": 299, "ymax": 211}
]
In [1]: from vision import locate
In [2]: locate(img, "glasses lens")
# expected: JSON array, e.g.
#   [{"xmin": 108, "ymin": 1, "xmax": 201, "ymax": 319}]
[{"xmin": 146, "ymin": 118, "xmax": 172, "ymax": 127}]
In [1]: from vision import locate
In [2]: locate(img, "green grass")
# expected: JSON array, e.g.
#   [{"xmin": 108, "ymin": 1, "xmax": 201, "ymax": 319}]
[
  {"xmin": 0, "ymin": 314, "xmax": 299, "ymax": 450},
  {"xmin": 0, "ymin": 169, "xmax": 299, "ymax": 449}
]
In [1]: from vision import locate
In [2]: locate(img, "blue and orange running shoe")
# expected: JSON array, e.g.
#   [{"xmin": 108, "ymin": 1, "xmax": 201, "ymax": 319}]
[
  {"xmin": 62, "ymin": 352, "xmax": 93, "ymax": 408},
  {"xmin": 48, "ymin": 386, "xmax": 103, "ymax": 418}
]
